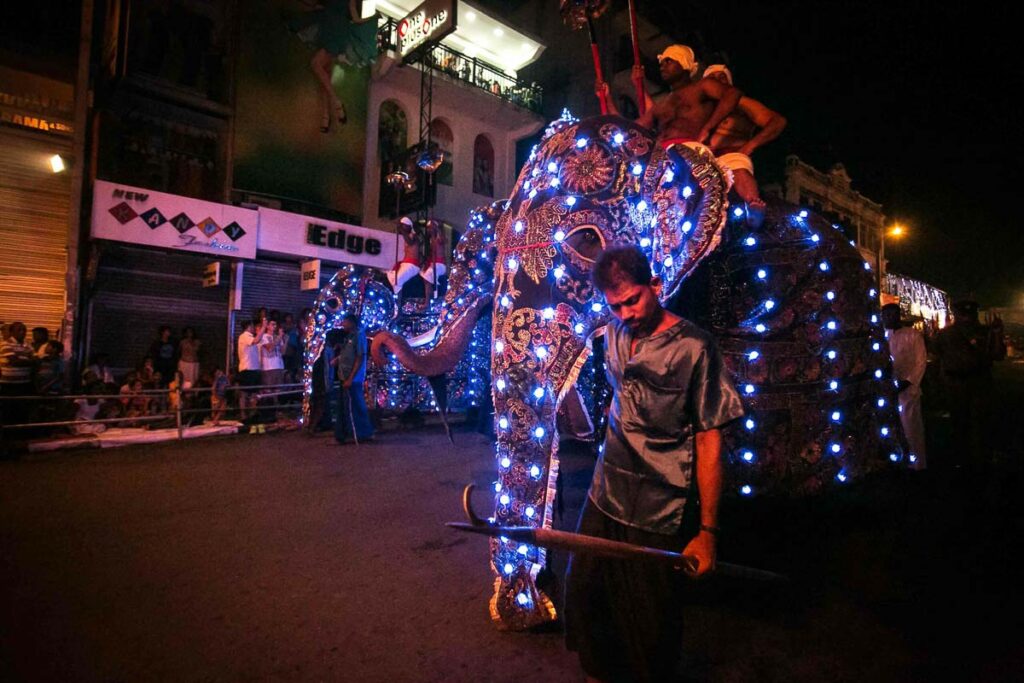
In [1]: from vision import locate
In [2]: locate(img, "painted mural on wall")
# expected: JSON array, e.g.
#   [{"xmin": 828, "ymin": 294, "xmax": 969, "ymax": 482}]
[{"xmin": 234, "ymin": 0, "xmax": 374, "ymax": 219}]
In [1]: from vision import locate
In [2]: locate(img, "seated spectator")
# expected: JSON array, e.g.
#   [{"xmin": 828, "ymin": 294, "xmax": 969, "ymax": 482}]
[
  {"xmin": 72, "ymin": 393, "xmax": 107, "ymax": 435},
  {"xmin": 210, "ymin": 367, "xmax": 229, "ymax": 425},
  {"xmin": 85, "ymin": 353, "xmax": 116, "ymax": 387},
  {"xmin": 138, "ymin": 357, "xmax": 157, "ymax": 387},
  {"xmin": 120, "ymin": 378, "xmax": 151, "ymax": 418}
]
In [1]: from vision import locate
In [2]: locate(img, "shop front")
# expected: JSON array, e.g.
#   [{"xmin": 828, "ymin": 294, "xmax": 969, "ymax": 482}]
[{"xmin": 87, "ymin": 180, "xmax": 258, "ymax": 376}]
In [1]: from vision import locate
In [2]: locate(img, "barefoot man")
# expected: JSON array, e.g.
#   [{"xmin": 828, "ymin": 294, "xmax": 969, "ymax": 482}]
[
  {"xmin": 702, "ymin": 64, "xmax": 787, "ymax": 210},
  {"xmin": 564, "ymin": 246, "xmax": 745, "ymax": 682}
]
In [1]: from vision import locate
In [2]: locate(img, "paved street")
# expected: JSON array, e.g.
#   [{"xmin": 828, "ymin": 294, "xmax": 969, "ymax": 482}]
[{"xmin": 2, "ymin": 366, "xmax": 1023, "ymax": 682}]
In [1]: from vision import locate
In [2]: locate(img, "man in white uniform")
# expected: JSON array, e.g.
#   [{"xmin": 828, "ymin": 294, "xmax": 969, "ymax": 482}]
[{"xmin": 882, "ymin": 304, "xmax": 927, "ymax": 469}]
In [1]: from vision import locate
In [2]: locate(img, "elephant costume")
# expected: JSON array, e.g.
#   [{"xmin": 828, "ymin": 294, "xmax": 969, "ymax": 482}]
[{"xmin": 306, "ymin": 112, "xmax": 906, "ymax": 631}]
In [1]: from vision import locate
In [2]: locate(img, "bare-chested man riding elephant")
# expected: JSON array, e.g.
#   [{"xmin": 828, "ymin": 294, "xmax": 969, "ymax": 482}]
[
  {"xmin": 702, "ymin": 64, "xmax": 787, "ymax": 213},
  {"xmin": 597, "ymin": 44, "xmax": 773, "ymax": 215}
]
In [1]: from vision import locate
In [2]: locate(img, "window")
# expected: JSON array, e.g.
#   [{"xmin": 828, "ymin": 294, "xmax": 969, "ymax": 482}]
[
  {"xmin": 430, "ymin": 119, "xmax": 454, "ymax": 186},
  {"xmin": 378, "ymin": 100, "xmax": 408, "ymax": 166},
  {"xmin": 472, "ymin": 134, "xmax": 494, "ymax": 197}
]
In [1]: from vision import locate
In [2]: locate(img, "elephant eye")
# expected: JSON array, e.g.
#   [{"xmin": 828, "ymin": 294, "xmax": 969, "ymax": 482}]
[{"xmin": 562, "ymin": 225, "xmax": 605, "ymax": 265}]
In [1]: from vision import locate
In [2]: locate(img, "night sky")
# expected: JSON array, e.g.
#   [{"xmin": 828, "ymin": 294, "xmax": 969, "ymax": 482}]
[
  {"xmin": 3, "ymin": 1, "xmax": 1018, "ymax": 305},
  {"xmin": 642, "ymin": 0, "xmax": 1021, "ymax": 306}
]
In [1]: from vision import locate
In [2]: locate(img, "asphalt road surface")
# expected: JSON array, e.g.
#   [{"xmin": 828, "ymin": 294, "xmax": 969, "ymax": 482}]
[{"xmin": 3, "ymin": 365, "xmax": 1023, "ymax": 682}]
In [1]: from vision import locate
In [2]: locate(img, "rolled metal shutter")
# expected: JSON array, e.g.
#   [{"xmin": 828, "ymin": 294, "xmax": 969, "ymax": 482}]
[
  {"xmin": 0, "ymin": 127, "xmax": 71, "ymax": 335},
  {"xmin": 235, "ymin": 260, "xmax": 335, "ymax": 335},
  {"xmin": 89, "ymin": 244, "xmax": 229, "ymax": 376}
]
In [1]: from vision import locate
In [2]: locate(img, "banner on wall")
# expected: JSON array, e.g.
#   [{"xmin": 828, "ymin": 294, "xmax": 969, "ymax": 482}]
[
  {"xmin": 91, "ymin": 180, "xmax": 258, "ymax": 259},
  {"xmin": 257, "ymin": 207, "xmax": 397, "ymax": 270}
]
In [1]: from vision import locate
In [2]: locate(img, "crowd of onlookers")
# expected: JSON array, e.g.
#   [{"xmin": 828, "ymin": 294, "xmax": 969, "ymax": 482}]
[{"xmin": 1, "ymin": 307, "xmax": 313, "ymax": 437}]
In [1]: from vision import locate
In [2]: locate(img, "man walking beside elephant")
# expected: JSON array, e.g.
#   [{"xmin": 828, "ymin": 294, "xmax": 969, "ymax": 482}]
[{"xmin": 564, "ymin": 246, "xmax": 745, "ymax": 682}]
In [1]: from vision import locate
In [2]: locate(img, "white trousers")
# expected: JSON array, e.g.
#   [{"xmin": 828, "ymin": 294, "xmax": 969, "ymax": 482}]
[{"xmin": 898, "ymin": 387, "xmax": 926, "ymax": 469}]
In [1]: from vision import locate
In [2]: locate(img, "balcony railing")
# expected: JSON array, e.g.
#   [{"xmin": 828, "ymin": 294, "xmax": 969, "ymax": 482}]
[{"xmin": 377, "ymin": 18, "xmax": 543, "ymax": 114}]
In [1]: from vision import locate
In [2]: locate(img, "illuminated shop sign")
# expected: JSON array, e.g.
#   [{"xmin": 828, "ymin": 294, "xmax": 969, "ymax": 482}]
[{"xmin": 398, "ymin": 0, "xmax": 457, "ymax": 63}]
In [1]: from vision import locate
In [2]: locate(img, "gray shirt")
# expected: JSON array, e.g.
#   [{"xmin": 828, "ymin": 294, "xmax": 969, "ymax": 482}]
[
  {"xmin": 336, "ymin": 328, "xmax": 367, "ymax": 383},
  {"xmin": 590, "ymin": 317, "xmax": 744, "ymax": 535}
]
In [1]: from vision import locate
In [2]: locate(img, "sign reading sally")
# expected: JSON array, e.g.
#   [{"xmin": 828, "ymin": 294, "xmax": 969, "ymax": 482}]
[{"xmin": 397, "ymin": 0, "xmax": 457, "ymax": 63}]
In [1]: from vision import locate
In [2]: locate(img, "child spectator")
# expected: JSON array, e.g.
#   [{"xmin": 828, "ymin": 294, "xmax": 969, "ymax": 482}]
[
  {"xmin": 138, "ymin": 357, "xmax": 157, "ymax": 387},
  {"xmin": 210, "ymin": 367, "xmax": 229, "ymax": 424}
]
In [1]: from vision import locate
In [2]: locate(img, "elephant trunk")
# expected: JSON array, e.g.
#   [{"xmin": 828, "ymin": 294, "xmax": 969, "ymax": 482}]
[{"xmin": 371, "ymin": 296, "xmax": 491, "ymax": 377}]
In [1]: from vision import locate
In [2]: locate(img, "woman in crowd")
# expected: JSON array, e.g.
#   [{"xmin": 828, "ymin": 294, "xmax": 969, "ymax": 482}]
[{"xmin": 260, "ymin": 319, "xmax": 287, "ymax": 406}]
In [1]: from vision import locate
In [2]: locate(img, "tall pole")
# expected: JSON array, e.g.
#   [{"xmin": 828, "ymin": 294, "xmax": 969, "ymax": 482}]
[
  {"xmin": 587, "ymin": 17, "xmax": 609, "ymax": 115},
  {"xmin": 877, "ymin": 228, "xmax": 885, "ymax": 298},
  {"xmin": 627, "ymin": 0, "xmax": 645, "ymax": 115}
]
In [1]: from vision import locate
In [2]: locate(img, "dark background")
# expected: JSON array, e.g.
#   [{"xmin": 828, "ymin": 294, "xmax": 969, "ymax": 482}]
[
  {"xmin": 639, "ymin": 0, "xmax": 1021, "ymax": 306},
  {"xmin": 3, "ymin": 0, "xmax": 1020, "ymax": 305}
]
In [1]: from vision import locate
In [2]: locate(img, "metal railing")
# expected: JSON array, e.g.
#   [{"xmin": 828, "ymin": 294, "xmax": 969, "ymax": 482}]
[
  {"xmin": 0, "ymin": 383, "xmax": 305, "ymax": 444},
  {"xmin": 377, "ymin": 17, "xmax": 543, "ymax": 113}
]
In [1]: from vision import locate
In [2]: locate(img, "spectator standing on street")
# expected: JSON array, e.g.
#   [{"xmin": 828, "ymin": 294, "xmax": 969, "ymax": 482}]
[
  {"xmin": 36, "ymin": 341, "xmax": 65, "ymax": 396},
  {"xmin": 237, "ymin": 319, "xmax": 264, "ymax": 420},
  {"xmin": 260, "ymin": 319, "xmax": 286, "ymax": 391},
  {"xmin": 178, "ymin": 327, "xmax": 202, "ymax": 386},
  {"xmin": 148, "ymin": 325, "xmax": 177, "ymax": 387},
  {"xmin": 332, "ymin": 314, "xmax": 374, "ymax": 443},
  {"xmin": 282, "ymin": 313, "xmax": 301, "ymax": 383},
  {"xmin": 882, "ymin": 304, "xmax": 927, "ymax": 469},
  {"xmin": 933, "ymin": 299, "xmax": 1006, "ymax": 485},
  {"xmin": 1, "ymin": 322, "xmax": 36, "ymax": 428},
  {"xmin": 30, "ymin": 327, "xmax": 49, "ymax": 354}
]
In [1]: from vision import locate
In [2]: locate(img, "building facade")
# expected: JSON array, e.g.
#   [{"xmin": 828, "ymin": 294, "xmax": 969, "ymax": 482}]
[
  {"xmin": 70, "ymin": 0, "xmax": 547, "ymax": 377},
  {"xmin": 776, "ymin": 155, "xmax": 887, "ymax": 271},
  {"xmin": 0, "ymin": 2, "xmax": 84, "ymax": 349}
]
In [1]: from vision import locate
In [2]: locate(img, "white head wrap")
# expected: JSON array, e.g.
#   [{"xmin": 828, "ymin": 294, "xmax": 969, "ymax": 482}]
[
  {"xmin": 703, "ymin": 64, "xmax": 733, "ymax": 85},
  {"xmin": 657, "ymin": 44, "xmax": 699, "ymax": 77}
]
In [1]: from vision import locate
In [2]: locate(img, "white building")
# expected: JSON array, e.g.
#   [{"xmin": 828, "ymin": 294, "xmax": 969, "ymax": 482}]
[
  {"xmin": 361, "ymin": 1, "xmax": 547, "ymax": 232},
  {"xmin": 776, "ymin": 155, "xmax": 887, "ymax": 270}
]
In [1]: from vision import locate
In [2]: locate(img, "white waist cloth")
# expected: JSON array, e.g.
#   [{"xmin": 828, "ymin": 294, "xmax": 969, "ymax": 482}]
[{"xmin": 675, "ymin": 141, "xmax": 754, "ymax": 175}]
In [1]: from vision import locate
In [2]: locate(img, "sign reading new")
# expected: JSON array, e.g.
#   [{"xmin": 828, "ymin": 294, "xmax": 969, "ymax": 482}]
[
  {"xmin": 398, "ymin": 0, "xmax": 457, "ymax": 63},
  {"xmin": 91, "ymin": 180, "xmax": 258, "ymax": 259},
  {"xmin": 257, "ymin": 207, "xmax": 397, "ymax": 270}
]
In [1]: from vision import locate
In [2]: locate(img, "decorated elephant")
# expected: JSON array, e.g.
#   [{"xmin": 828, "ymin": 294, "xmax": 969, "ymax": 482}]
[{"xmin": 307, "ymin": 111, "xmax": 907, "ymax": 631}]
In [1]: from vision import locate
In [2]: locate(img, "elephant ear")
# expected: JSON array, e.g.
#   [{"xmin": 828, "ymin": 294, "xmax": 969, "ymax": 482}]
[{"xmin": 644, "ymin": 143, "xmax": 731, "ymax": 304}]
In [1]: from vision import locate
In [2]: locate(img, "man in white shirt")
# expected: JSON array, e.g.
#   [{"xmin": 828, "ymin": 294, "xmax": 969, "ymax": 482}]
[
  {"xmin": 882, "ymin": 304, "xmax": 928, "ymax": 469},
  {"xmin": 237, "ymin": 319, "xmax": 264, "ymax": 420}
]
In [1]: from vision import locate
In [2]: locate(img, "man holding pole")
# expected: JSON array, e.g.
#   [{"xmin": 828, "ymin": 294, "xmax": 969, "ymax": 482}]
[
  {"xmin": 331, "ymin": 314, "xmax": 374, "ymax": 445},
  {"xmin": 597, "ymin": 45, "xmax": 740, "ymax": 149},
  {"xmin": 564, "ymin": 246, "xmax": 745, "ymax": 682}
]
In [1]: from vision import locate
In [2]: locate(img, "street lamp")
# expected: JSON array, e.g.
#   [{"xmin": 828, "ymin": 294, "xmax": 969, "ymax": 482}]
[{"xmin": 878, "ymin": 223, "xmax": 907, "ymax": 297}]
